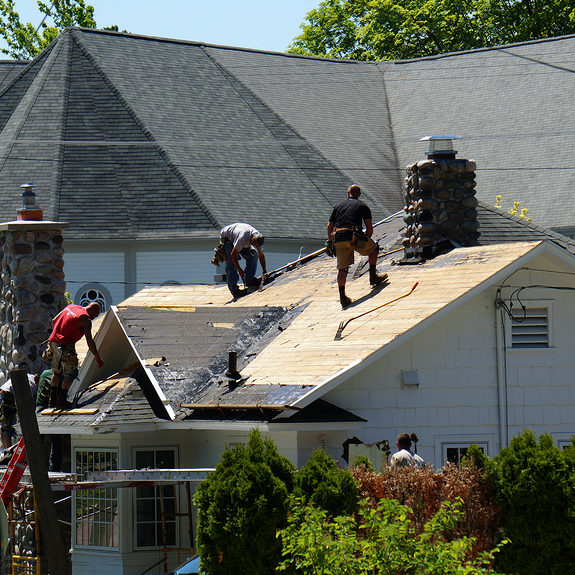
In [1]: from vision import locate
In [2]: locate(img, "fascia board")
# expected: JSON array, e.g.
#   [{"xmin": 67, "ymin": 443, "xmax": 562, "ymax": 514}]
[{"xmin": 290, "ymin": 240, "xmax": 563, "ymax": 409}]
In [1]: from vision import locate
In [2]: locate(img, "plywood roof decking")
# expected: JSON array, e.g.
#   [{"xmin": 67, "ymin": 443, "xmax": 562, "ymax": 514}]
[{"xmin": 117, "ymin": 240, "xmax": 545, "ymax": 411}]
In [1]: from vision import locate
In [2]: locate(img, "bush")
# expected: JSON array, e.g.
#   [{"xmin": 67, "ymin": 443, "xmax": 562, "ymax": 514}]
[
  {"xmin": 293, "ymin": 448, "xmax": 358, "ymax": 517},
  {"xmin": 490, "ymin": 430, "xmax": 575, "ymax": 574},
  {"xmin": 193, "ymin": 429, "xmax": 295, "ymax": 575},
  {"xmin": 353, "ymin": 457, "xmax": 500, "ymax": 556},
  {"xmin": 278, "ymin": 497, "xmax": 506, "ymax": 574}
]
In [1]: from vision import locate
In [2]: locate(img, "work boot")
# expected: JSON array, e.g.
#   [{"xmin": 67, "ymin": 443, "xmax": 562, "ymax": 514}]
[
  {"xmin": 370, "ymin": 272, "xmax": 388, "ymax": 286},
  {"xmin": 340, "ymin": 294, "xmax": 352, "ymax": 309},
  {"xmin": 48, "ymin": 386, "xmax": 59, "ymax": 408},
  {"xmin": 231, "ymin": 288, "xmax": 246, "ymax": 300}
]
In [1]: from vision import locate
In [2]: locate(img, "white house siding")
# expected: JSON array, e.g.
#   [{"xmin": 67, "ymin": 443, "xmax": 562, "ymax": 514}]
[
  {"xmin": 136, "ymin": 250, "xmax": 215, "ymax": 290},
  {"xmin": 323, "ymin": 255, "xmax": 575, "ymax": 468},
  {"xmin": 135, "ymin": 240, "xmax": 322, "ymax": 292},
  {"xmin": 63, "ymin": 251, "xmax": 125, "ymax": 309}
]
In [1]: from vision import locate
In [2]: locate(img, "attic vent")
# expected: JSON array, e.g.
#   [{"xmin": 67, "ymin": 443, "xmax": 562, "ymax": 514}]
[{"xmin": 511, "ymin": 307, "xmax": 549, "ymax": 348}]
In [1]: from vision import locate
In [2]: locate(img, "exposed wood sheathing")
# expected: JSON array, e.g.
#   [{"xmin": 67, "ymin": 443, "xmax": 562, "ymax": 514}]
[{"xmin": 117, "ymin": 239, "xmax": 545, "ymax": 414}]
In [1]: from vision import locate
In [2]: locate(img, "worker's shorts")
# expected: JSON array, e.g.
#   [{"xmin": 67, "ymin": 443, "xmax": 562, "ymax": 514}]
[
  {"xmin": 47, "ymin": 342, "xmax": 78, "ymax": 378},
  {"xmin": 335, "ymin": 237, "xmax": 378, "ymax": 270}
]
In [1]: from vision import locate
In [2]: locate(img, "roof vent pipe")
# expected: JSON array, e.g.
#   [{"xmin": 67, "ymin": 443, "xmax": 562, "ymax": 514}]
[
  {"xmin": 225, "ymin": 351, "xmax": 241, "ymax": 387},
  {"xmin": 17, "ymin": 183, "xmax": 43, "ymax": 221}
]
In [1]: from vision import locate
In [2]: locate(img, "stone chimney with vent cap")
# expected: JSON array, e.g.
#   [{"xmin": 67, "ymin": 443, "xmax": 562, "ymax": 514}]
[
  {"xmin": 402, "ymin": 136, "xmax": 480, "ymax": 261},
  {"xmin": 0, "ymin": 185, "xmax": 68, "ymax": 377}
]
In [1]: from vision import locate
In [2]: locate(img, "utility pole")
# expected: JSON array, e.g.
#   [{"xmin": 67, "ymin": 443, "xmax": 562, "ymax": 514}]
[{"xmin": 10, "ymin": 369, "xmax": 71, "ymax": 575}]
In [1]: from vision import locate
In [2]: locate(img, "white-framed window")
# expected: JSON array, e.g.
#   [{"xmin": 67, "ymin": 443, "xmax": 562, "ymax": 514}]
[
  {"xmin": 75, "ymin": 283, "xmax": 112, "ymax": 312},
  {"xmin": 74, "ymin": 449, "xmax": 119, "ymax": 548},
  {"xmin": 133, "ymin": 447, "xmax": 178, "ymax": 548},
  {"xmin": 555, "ymin": 435, "xmax": 575, "ymax": 450},
  {"xmin": 507, "ymin": 301, "xmax": 553, "ymax": 349},
  {"xmin": 435, "ymin": 436, "xmax": 492, "ymax": 467}
]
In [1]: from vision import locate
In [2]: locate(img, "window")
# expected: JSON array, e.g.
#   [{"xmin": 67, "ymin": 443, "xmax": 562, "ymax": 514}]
[
  {"xmin": 511, "ymin": 306, "xmax": 550, "ymax": 348},
  {"xmin": 440, "ymin": 441, "xmax": 489, "ymax": 467},
  {"xmin": 74, "ymin": 449, "xmax": 119, "ymax": 548},
  {"xmin": 134, "ymin": 448, "xmax": 177, "ymax": 548},
  {"xmin": 445, "ymin": 445, "xmax": 485, "ymax": 466},
  {"xmin": 75, "ymin": 283, "xmax": 112, "ymax": 312}
]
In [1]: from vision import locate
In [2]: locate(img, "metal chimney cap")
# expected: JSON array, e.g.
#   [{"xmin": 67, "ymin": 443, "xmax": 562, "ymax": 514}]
[{"xmin": 420, "ymin": 135, "xmax": 462, "ymax": 157}]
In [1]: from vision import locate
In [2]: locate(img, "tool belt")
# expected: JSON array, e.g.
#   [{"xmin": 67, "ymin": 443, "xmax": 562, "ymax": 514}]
[
  {"xmin": 351, "ymin": 229, "xmax": 370, "ymax": 247},
  {"xmin": 334, "ymin": 228, "xmax": 353, "ymax": 242}
]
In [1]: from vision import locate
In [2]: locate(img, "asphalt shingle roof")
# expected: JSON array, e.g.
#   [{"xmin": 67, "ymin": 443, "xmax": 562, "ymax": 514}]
[{"xmin": 0, "ymin": 28, "xmax": 573, "ymax": 241}]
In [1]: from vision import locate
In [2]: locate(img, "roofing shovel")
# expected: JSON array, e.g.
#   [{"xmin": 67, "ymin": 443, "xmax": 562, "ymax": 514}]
[{"xmin": 334, "ymin": 282, "xmax": 418, "ymax": 340}]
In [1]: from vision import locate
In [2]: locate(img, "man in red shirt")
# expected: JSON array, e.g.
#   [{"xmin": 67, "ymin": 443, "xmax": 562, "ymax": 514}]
[{"xmin": 44, "ymin": 302, "xmax": 104, "ymax": 408}]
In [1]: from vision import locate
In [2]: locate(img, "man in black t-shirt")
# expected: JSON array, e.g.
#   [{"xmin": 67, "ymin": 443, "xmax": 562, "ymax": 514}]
[{"xmin": 327, "ymin": 185, "xmax": 387, "ymax": 308}]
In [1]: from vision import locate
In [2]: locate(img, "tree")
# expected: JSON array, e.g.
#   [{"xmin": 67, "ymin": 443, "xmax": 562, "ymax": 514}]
[
  {"xmin": 0, "ymin": 0, "xmax": 117, "ymax": 59},
  {"xmin": 490, "ymin": 430, "xmax": 575, "ymax": 574},
  {"xmin": 193, "ymin": 429, "xmax": 295, "ymax": 575},
  {"xmin": 293, "ymin": 447, "xmax": 358, "ymax": 517},
  {"xmin": 288, "ymin": 0, "xmax": 575, "ymax": 61}
]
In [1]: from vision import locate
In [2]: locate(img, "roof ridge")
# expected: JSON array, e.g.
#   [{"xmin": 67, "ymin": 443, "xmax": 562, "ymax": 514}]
[
  {"xmin": 0, "ymin": 43, "xmax": 63, "ymax": 191},
  {"xmin": 68, "ymin": 29, "xmax": 220, "ymax": 230},
  {"xmin": 202, "ymin": 46, "xmax": 359, "ymax": 210},
  {"xmin": 388, "ymin": 33, "xmax": 575, "ymax": 64},
  {"xmin": 64, "ymin": 26, "xmax": 372, "ymax": 64}
]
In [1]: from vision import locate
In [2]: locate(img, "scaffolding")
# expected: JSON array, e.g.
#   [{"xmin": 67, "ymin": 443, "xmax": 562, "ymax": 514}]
[{"xmin": 1, "ymin": 468, "xmax": 211, "ymax": 575}]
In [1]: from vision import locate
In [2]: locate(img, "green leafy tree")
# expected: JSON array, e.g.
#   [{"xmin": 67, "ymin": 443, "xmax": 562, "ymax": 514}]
[
  {"xmin": 288, "ymin": 0, "xmax": 575, "ymax": 60},
  {"xmin": 0, "ymin": 0, "xmax": 119, "ymax": 59},
  {"xmin": 293, "ymin": 447, "xmax": 358, "ymax": 517},
  {"xmin": 193, "ymin": 429, "xmax": 295, "ymax": 575},
  {"xmin": 490, "ymin": 430, "xmax": 575, "ymax": 574},
  {"xmin": 278, "ymin": 497, "xmax": 506, "ymax": 574}
]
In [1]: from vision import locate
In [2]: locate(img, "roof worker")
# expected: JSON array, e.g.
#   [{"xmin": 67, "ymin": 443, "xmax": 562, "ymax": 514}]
[
  {"xmin": 43, "ymin": 302, "xmax": 103, "ymax": 409},
  {"xmin": 327, "ymin": 184, "xmax": 387, "ymax": 308},
  {"xmin": 389, "ymin": 433, "xmax": 425, "ymax": 468},
  {"xmin": 220, "ymin": 223, "xmax": 267, "ymax": 299},
  {"xmin": 0, "ymin": 370, "xmax": 38, "ymax": 449}
]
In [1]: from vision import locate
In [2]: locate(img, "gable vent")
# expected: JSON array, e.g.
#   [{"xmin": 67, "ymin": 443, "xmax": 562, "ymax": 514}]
[{"xmin": 511, "ymin": 307, "xmax": 549, "ymax": 348}]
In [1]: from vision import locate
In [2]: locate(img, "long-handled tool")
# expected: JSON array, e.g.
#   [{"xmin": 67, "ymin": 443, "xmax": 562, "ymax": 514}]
[{"xmin": 334, "ymin": 282, "xmax": 418, "ymax": 340}]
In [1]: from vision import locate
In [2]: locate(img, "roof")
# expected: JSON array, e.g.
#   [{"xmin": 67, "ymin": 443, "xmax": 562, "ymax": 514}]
[
  {"xmin": 382, "ymin": 35, "xmax": 575, "ymax": 232},
  {"xmin": 63, "ymin": 208, "xmax": 575, "ymax": 426},
  {"xmin": 1, "ymin": 29, "xmax": 574, "ymax": 241},
  {"xmin": 36, "ymin": 375, "xmax": 164, "ymax": 433},
  {"xmin": 0, "ymin": 28, "xmax": 385, "ymax": 241},
  {"xmin": 95, "ymin": 235, "xmax": 567, "ymax": 421}
]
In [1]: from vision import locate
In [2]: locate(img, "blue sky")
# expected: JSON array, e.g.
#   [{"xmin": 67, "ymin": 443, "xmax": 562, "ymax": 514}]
[{"xmin": 7, "ymin": 0, "xmax": 320, "ymax": 54}]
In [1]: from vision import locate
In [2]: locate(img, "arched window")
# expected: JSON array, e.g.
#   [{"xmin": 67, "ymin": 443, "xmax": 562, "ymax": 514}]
[{"xmin": 75, "ymin": 283, "xmax": 112, "ymax": 312}]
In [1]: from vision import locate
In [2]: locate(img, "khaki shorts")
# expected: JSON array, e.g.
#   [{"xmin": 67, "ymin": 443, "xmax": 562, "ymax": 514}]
[
  {"xmin": 47, "ymin": 341, "xmax": 78, "ymax": 378},
  {"xmin": 335, "ymin": 237, "xmax": 378, "ymax": 270}
]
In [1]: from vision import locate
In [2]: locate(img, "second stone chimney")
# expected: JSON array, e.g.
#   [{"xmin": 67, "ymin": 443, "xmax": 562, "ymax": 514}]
[{"xmin": 0, "ymin": 186, "xmax": 68, "ymax": 376}]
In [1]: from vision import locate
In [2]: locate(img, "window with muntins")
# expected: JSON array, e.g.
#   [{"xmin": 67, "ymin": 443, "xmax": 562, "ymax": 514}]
[
  {"xmin": 74, "ymin": 449, "xmax": 119, "ymax": 548},
  {"xmin": 511, "ymin": 306, "xmax": 549, "ymax": 348},
  {"xmin": 134, "ymin": 448, "xmax": 177, "ymax": 548},
  {"xmin": 444, "ymin": 444, "xmax": 486, "ymax": 466}
]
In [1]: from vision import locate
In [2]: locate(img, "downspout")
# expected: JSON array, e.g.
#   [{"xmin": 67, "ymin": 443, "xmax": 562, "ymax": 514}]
[{"xmin": 495, "ymin": 289, "xmax": 508, "ymax": 451}]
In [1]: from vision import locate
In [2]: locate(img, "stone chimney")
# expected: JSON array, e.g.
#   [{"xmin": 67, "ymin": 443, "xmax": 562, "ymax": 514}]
[
  {"xmin": 402, "ymin": 135, "xmax": 480, "ymax": 261},
  {"xmin": 0, "ymin": 185, "xmax": 68, "ymax": 376}
]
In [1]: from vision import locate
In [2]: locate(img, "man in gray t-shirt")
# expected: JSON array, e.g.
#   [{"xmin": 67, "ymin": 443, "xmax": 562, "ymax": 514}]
[
  {"xmin": 220, "ymin": 223, "xmax": 267, "ymax": 298},
  {"xmin": 389, "ymin": 433, "xmax": 425, "ymax": 468}
]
